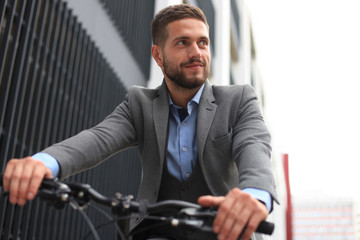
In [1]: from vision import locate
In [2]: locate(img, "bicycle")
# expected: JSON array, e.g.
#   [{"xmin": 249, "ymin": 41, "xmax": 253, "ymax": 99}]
[{"xmin": 0, "ymin": 175, "xmax": 274, "ymax": 239}]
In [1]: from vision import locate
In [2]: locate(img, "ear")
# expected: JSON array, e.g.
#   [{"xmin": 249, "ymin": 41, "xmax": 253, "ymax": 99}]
[{"xmin": 151, "ymin": 45, "xmax": 163, "ymax": 68}]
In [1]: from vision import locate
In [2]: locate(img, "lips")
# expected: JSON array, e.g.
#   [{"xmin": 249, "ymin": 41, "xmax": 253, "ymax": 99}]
[
  {"xmin": 182, "ymin": 60, "xmax": 204, "ymax": 69},
  {"xmin": 184, "ymin": 63, "xmax": 203, "ymax": 68}
]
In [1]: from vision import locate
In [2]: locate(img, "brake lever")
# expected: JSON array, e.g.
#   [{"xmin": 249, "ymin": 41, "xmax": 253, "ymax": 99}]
[
  {"xmin": 173, "ymin": 207, "xmax": 215, "ymax": 232},
  {"xmin": 37, "ymin": 178, "xmax": 72, "ymax": 209},
  {"xmin": 181, "ymin": 207, "xmax": 217, "ymax": 218}
]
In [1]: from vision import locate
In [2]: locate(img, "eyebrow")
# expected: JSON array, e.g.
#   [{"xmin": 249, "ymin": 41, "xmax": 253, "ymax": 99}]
[{"xmin": 172, "ymin": 36, "xmax": 209, "ymax": 42}]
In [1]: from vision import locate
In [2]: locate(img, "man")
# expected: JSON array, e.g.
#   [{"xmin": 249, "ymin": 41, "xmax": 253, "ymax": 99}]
[{"xmin": 3, "ymin": 4, "xmax": 277, "ymax": 240}]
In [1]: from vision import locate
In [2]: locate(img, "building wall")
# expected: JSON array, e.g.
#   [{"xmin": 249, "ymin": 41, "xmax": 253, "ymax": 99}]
[
  {"xmin": 293, "ymin": 197, "xmax": 358, "ymax": 240},
  {"xmin": 64, "ymin": 0, "xmax": 154, "ymax": 88}
]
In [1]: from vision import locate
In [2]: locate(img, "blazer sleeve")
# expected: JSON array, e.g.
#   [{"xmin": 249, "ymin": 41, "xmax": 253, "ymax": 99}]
[
  {"xmin": 232, "ymin": 85, "xmax": 278, "ymax": 204},
  {"xmin": 42, "ymin": 89, "xmax": 137, "ymax": 180}
]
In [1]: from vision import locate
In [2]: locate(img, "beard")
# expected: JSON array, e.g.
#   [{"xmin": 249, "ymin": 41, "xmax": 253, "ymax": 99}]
[{"xmin": 163, "ymin": 55, "xmax": 209, "ymax": 90}]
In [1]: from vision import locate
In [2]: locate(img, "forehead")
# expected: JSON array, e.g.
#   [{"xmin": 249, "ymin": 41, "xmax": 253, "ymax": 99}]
[{"xmin": 166, "ymin": 18, "xmax": 209, "ymax": 41}]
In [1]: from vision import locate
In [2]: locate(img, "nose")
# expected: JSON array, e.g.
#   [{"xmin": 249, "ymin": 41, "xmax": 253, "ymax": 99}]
[{"xmin": 188, "ymin": 42, "xmax": 202, "ymax": 59}]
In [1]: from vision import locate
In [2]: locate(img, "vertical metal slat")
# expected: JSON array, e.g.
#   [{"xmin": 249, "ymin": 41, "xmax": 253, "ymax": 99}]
[
  {"xmin": 50, "ymin": 4, "xmax": 72, "ymax": 144},
  {"xmin": 0, "ymin": 0, "xmax": 19, "ymax": 165},
  {"xmin": 42, "ymin": 0, "xmax": 66, "ymax": 147},
  {"xmin": 35, "ymin": 0, "xmax": 60, "ymax": 151},
  {"xmin": 0, "ymin": 0, "xmax": 30, "ymax": 236},
  {"xmin": 56, "ymin": 15, "xmax": 78, "ymax": 141}
]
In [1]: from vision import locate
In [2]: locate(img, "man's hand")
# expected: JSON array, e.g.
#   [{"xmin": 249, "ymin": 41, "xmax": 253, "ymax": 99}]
[
  {"xmin": 198, "ymin": 188, "xmax": 268, "ymax": 240},
  {"xmin": 2, "ymin": 157, "xmax": 53, "ymax": 206}
]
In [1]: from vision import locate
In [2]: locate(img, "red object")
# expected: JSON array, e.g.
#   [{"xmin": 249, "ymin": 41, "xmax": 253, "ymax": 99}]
[{"xmin": 283, "ymin": 154, "xmax": 292, "ymax": 240}]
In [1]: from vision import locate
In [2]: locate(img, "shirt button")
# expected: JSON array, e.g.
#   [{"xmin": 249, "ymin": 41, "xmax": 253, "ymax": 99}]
[
  {"xmin": 182, "ymin": 122, "xmax": 186, "ymax": 126},
  {"xmin": 186, "ymin": 173, "xmax": 190, "ymax": 177},
  {"xmin": 182, "ymin": 147, "xmax": 187, "ymax": 152}
]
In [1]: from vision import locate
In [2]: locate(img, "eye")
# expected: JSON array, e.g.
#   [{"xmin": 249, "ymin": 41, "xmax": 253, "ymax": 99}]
[
  {"xmin": 198, "ymin": 40, "xmax": 208, "ymax": 46},
  {"xmin": 176, "ymin": 40, "xmax": 185, "ymax": 46}
]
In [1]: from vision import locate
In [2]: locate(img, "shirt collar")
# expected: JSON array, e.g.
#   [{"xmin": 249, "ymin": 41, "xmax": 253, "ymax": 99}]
[{"xmin": 168, "ymin": 83, "xmax": 205, "ymax": 106}]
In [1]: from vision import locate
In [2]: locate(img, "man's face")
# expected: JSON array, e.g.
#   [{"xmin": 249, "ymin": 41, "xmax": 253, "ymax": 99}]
[{"xmin": 158, "ymin": 18, "xmax": 211, "ymax": 89}]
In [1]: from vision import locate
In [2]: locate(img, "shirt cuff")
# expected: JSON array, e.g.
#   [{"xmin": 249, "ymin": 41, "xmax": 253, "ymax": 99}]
[
  {"xmin": 242, "ymin": 188, "xmax": 272, "ymax": 212},
  {"xmin": 32, "ymin": 153, "xmax": 60, "ymax": 178}
]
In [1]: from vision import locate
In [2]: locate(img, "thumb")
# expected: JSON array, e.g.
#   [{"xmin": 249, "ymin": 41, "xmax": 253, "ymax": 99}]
[
  {"xmin": 44, "ymin": 168, "xmax": 53, "ymax": 179},
  {"xmin": 197, "ymin": 195, "xmax": 225, "ymax": 207}
]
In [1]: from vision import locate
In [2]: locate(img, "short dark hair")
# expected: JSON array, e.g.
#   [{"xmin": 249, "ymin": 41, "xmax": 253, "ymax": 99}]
[{"xmin": 151, "ymin": 4, "xmax": 209, "ymax": 47}]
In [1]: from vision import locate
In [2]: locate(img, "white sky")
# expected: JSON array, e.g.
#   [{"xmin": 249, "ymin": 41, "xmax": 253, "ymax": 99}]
[{"xmin": 245, "ymin": 0, "xmax": 360, "ymax": 199}]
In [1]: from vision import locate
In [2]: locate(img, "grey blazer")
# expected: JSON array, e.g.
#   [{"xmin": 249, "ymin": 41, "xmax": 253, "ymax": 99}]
[{"xmin": 43, "ymin": 81, "xmax": 277, "ymax": 204}]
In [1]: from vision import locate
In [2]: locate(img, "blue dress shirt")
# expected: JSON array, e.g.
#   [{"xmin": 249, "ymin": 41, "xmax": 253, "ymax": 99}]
[
  {"xmin": 167, "ymin": 84, "xmax": 203, "ymax": 181},
  {"xmin": 32, "ymin": 152, "xmax": 59, "ymax": 177}
]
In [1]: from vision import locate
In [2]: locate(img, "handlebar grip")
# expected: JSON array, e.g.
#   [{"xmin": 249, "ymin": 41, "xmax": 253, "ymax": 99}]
[{"xmin": 256, "ymin": 221, "xmax": 274, "ymax": 235}]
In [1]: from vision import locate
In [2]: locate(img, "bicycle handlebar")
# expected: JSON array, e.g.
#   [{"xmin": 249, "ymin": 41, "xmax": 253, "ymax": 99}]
[{"xmin": 0, "ymin": 175, "xmax": 275, "ymax": 238}]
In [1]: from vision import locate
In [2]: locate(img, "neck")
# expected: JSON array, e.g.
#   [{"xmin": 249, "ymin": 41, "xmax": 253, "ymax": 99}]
[{"xmin": 165, "ymin": 79, "xmax": 201, "ymax": 111}]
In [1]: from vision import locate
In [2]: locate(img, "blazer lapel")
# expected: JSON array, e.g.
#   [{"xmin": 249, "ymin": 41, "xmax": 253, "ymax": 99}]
[
  {"xmin": 197, "ymin": 82, "xmax": 217, "ymax": 166},
  {"xmin": 153, "ymin": 81, "xmax": 170, "ymax": 169}
]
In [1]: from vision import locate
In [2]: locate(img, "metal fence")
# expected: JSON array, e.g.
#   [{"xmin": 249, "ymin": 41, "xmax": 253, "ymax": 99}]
[
  {"xmin": 0, "ymin": 0, "xmax": 143, "ymax": 239},
  {"xmin": 100, "ymin": 0, "xmax": 155, "ymax": 80}
]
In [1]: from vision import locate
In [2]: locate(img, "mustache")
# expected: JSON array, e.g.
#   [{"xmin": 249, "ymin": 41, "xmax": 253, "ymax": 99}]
[{"xmin": 180, "ymin": 58, "xmax": 205, "ymax": 67}]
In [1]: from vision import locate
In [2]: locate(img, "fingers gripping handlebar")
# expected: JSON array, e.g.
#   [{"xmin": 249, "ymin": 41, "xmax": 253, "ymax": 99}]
[{"xmin": 0, "ymin": 175, "xmax": 275, "ymax": 237}]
